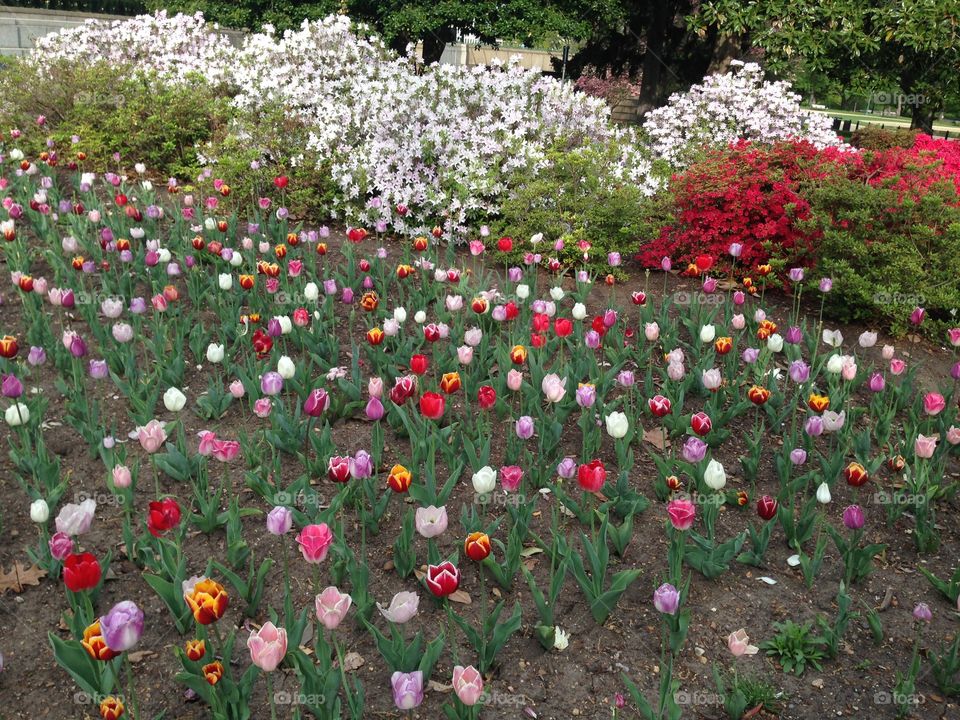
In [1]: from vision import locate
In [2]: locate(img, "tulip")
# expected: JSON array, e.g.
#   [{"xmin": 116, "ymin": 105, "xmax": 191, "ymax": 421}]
[
  {"xmin": 667, "ymin": 499, "xmax": 696, "ymax": 530},
  {"xmin": 112, "ymin": 465, "xmax": 132, "ymax": 489},
  {"xmin": 419, "ymin": 391, "xmax": 445, "ymax": 419},
  {"xmin": 822, "ymin": 329, "xmax": 843, "ymax": 347},
  {"xmin": 426, "ymin": 561, "xmax": 460, "ymax": 597},
  {"xmin": 557, "ymin": 457, "xmax": 577, "ymax": 479},
  {"xmin": 247, "ymin": 621, "xmax": 287, "ymax": 671},
  {"xmin": 56, "ymin": 498, "xmax": 96, "ymax": 536},
  {"xmin": 472, "ymin": 466, "xmax": 497, "ymax": 494},
  {"xmin": 701, "ymin": 368, "xmax": 722, "ymax": 391},
  {"xmin": 415, "ymin": 505, "xmax": 448, "ymax": 538},
  {"xmin": 644, "ymin": 322, "xmax": 660, "ymax": 341},
  {"xmin": 378, "ymin": 591, "xmax": 420, "ymax": 623},
  {"xmin": 515, "ymin": 416, "xmax": 535, "ymax": 439},
  {"xmin": 260, "ymin": 371, "xmax": 283, "ymax": 396},
  {"xmin": 365, "ymin": 396, "xmax": 385, "ymax": 420},
  {"xmin": 704, "ymin": 459, "xmax": 726, "ymax": 490},
  {"xmin": 541, "ymin": 373, "xmax": 567, "ymax": 403},
  {"xmin": 303, "ymin": 388, "xmax": 329, "ymax": 417},
  {"xmin": 575, "ymin": 383, "xmax": 596, "ymax": 408},
  {"xmin": 923, "ymin": 393, "xmax": 946, "ymax": 416},
  {"xmin": 653, "ymin": 583, "xmax": 679, "ymax": 615},
  {"xmin": 350, "ymin": 451, "xmax": 374, "ymax": 480},
  {"xmin": 728, "ymin": 629, "xmax": 759, "ymax": 656},
  {"xmin": 163, "ymin": 387, "xmax": 187, "ymax": 412},
  {"xmin": 387, "ymin": 464, "xmax": 412, "ymax": 493},
  {"xmin": 577, "ymin": 459, "xmax": 606, "ymax": 492},
  {"xmin": 946, "ymin": 426, "xmax": 960, "ymax": 445},
  {"xmin": 690, "ymin": 411, "xmax": 712, "ymax": 436},
  {"xmin": 5, "ymin": 402, "xmax": 30, "ymax": 426},
  {"xmin": 295, "ymin": 523, "xmax": 334, "ymax": 563},
  {"xmin": 464, "ymin": 531, "xmax": 492, "ymax": 561},
  {"xmin": 757, "ymin": 495, "xmax": 778, "ymax": 521},
  {"xmin": 452, "ymin": 665, "xmax": 483, "ymax": 706},
  {"xmin": 100, "ymin": 697, "xmax": 124, "ymax": 720},
  {"xmin": 64, "ymin": 552, "xmax": 101, "ymax": 592},
  {"xmin": 699, "ymin": 324, "xmax": 716, "ymax": 343},
  {"xmin": 805, "ymin": 416, "xmax": 824, "ymax": 437},
  {"xmin": 206, "ymin": 343, "xmax": 224, "ymax": 363},
  {"xmin": 913, "ymin": 603, "xmax": 932, "ymax": 623},
  {"xmin": 30, "ymin": 498, "xmax": 49, "ymax": 523},
  {"xmin": 391, "ymin": 671, "xmax": 424, "ymax": 710},
  {"xmin": 844, "ymin": 461, "xmax": 868, "ymax": 487},
  {"xmin": 499, "ymin": 465, "xmax": 524, "ymax": 493},
  {"xmin": 842, "ymin": 505, "xmax": 865, "ymax": 530},
  {"xmin": 682, "ymin": 436, "xmax": 708, "ymax": 463},
  {"xmin": 790, "ymin": 448, "xmax": 807, "ymax": 465},
  {"xmin": 138, "ymin": 419, "xmax": 167, "ymax": 453},
  {"xmin": 816, "ymin": 483, "xmax": 832, "ymax": 504},
  {"xmin": 315, "ymin": 587, "xmax": 352, "ymax": 630},
  {"xmin": 266, "ymin": 506, "xmax": 293, "ymax": 535},
  {"xmin": 147, "ymin": 498, "xmax": 182, "ymax": 536},
  {"xmin": 914, "ymin": 434, "xmax": 937, "ymax": 459},
  {"xmin": 100, "ymin": 601, "xmax": 145, "ymax": 652},
  {"xmin": 277, "ymin": 355, "xmax": 296, "ymax": 379},
  {"xmin": 49, "ymin": 531, "xmax": 73, "ymax": 560},
  {"xmin": 1, "ymin": 374, "xmax": 23, "ymax": 398},
  {"xmin": 605, "ymin": 412, "xmax": 629, "ymax": 438}
]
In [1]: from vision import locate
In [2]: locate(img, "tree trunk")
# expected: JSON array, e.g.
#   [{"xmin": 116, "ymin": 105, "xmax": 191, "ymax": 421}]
[
  {"xmin": 421, "ymin": 27, "xmax": 453, "ymax": 65},
  {"xmin": 636, "ymin": 2, "xmax": 668, "ymax": 117}
]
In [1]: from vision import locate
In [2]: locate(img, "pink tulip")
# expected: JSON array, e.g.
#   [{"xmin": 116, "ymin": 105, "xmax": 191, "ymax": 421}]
[
  {"xmin": 728, "ymin": 629, "xmax": 758, "ymax": 656},
  {"xmin": 541, "ymin": 373, "xmax": 566, "ymax": 403},
  {"xmin": 644, "ymin": 322, "xmax": 660, "ymax": 342},
  {"xmin": 253, "ymin": 398, "xmax": 272, "ymax": 417},
  {"xmin": 948, "ymin": 328, "xmax": 960, "ymax": 347},
  {"xmin": 247, "ymin": 621, "xmax": 287, "ymax": 672},
  {"xmin": 452, "ymin": 665, "xmax": 484, "ymax": 706},
  {"xmin": 49, "ymin": 531, "xmax": 74, "ymax": 560},
  {"xmin": 229, "ymin": 380, "xmax": 245, "ymax": 398},
  {"xmin": 315, "ymin": 586, "xmax": 352, "ymax": 629},
  {"xmin": 923, "ymin": 393, "xmax": 946, "ymax": 416},
  {"xmin": 881, "ymin": 344, "xmax": 895, "ymax": 360},
  {"xmin": 368, "ymin": 377, "xmax": 384, "ymax": 398},
  {"xmin": 138, "ymin": 419, "xmax": 167, "ymax": 453},
  {"xmin": 507, "ymin": 369, "xmax": 523, "ymax": 392},
  {"xmin": 500, "ymin": 465, "xmax": 524, "ymax": 492},
  {"xmin": 112, "ymin": 465, "xmax": 132, "ymax": 489},
  {"xmin": 415, "ymin": 505, "xmax": 447, "ymax": 538},
  {"xmin": 295, "ymin": 523, "xmax": 333, "ymax": 563},
  {"xmin": 889, "ymin": 359, "xmax": 906, "ymax": 376},
  {"xmin": 197, "ymin": 430, "xmax": 219, "ymax": 456},
  {"xmin": 946, "ymin": 426, "xmax": 960, "ymax": 445},
  {"xmin": 55, "ymin": 498, "xmax": 96, "ymax": 536},
  {"xmin": 914, "ymin": 434, "xmax": 937, "ymax": 459},
  {"xmin": 213, "ymin": 440, "xmax": 241, "ymax": 462}
]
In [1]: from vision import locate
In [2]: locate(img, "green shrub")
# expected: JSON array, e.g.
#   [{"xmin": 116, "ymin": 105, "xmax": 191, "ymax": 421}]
[
  {"xmin": 849, "ymin": 125, "xmax": 921, "ymax": 150},
  {"xmin": 493, "ymin": 140, "xmax": 672, "ymax": 278},
  {"xmin": 0, "ymin": 59, "xmax": 230, "ymax": 178},
  {"xmin": 198, "ymin": 103, "xmax": 337, "ymax": 219},
  {"xmin": 798, "ymin": 171, "xmax": 960, "ymax": 337}
]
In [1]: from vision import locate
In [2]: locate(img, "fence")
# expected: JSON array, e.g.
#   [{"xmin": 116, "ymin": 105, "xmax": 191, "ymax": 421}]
[{"xmin": 830, "ymin": 117, "xmax": 955, "ymax": 140}]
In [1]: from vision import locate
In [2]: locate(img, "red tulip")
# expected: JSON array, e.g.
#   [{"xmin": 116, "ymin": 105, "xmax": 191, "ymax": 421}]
[
  {"xmin": 631, "ymin": 291, "xmax": 647, "ymax": 305},
  {"xmin": 504, "ymin": 301, "xmax": 519, "ymax": 321},
  {"xmin": 553, "ymin": 318, "xmax": 573, "ymax": 337},
  {"xmin": 690, "ymin": 411, "xmax": 712, "ymax": 436},
  {"xmin": 477, "ymin": 385, "xmax": 496, "ymax": 410},
  {"xmin": 273, "ymin": 175, "xmax": 289, "ymax": 189},
  {"xmin": 532, "ymin": 313, "xmax": 550, "ymax": 333},
  {"xmin": 423, "ymin": 324, "xmax": 441, "ymax": 342},
  {"xmin": 147, "ymin": 498, "xmax": 182, "ymax": 537},
  {"xmin": 389, "ymin": 376, "xmax": 417, "ymax": 404},
  {"xmin": 410, "ymin": 354, "xmax": 429, "ymax": 375},
  {"xmin": 648, "ymin": 395, "xmax": 671, "ymax": 418},
  {"xmin": 328, "ymin": 456, "xmax": 351, "ymax": 483},
  {"xmin": 756, "ymin": 495, "xmax": 778, "ymax": 521},
  {"xmin": 695, "ymin": 254, "xmax": 714, "ymax": 272},
  {"xmin": 426, "ymin": 561, "xmax": 460, "ymax": 597},
  {"xmin": 64, "ymin": 552, "xmax": 101, "ymax": 592},
  {"xmin": 531, "ymin": 333, "xmax": 546, "ymax": 348},
  {"xmin": 497, "ymin": 237, "xmax": 513, "ymax": 253},
  {"xmin": 419, "ymin": 392, "xmax": 445, "ymax": 420},
  {"xmin": 577, "ymin": 460, "xmax": 606, "ymax": 492},
  {"xmin": 347, "ymin": 227, "xmax": 368, "ymax": 243}
]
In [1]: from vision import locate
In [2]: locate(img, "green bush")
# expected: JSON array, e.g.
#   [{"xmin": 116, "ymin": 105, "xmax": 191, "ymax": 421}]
[
  {"xmin": 848, "ymin": 125, "xmax": 921, "ymax": 150},
  {"xmin": 0, "ymin": 59, "xmax": 230, "ymax": 178},
  {"xmin": 198, "ymin": 103, "xmax": 338, "ymax": 219},
  {"xmin": 798, "ymin": 171, "xmax": 960, "ymax": 337},
  {"xmin": 493, "ymin": 140, "xmax": 671, "ymax": 278}
]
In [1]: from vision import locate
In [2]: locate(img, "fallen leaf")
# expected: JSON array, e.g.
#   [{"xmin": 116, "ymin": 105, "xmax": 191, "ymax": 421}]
[
  {"xmin": 643, "ymin": 427, "xmax": 669, "ymax": 450},
  {"xmin": 786, "ymin": 555, "xmax": 801, "ymax": 567},
  {"xmin": 428, "ymin": 680, "xmax": 453, "ymax": 693},
  {"xmin": 0, "ymin": 562, "xmax": 47, "ymax": 593},
  {"xmin": 341, "ymin": 652, "xmax": 364, "ymax": 672},
  {"xmin": 449, "ymin": 590, "xmax": 472, "ymax": 605},
  {"xmin": 128, "ymin": 650, "xmax": 156, "ymax": 663},
  {"xmin": 758, "ymin": 576, "xmax": 777, "ymax": 585},
  {"xmin": 519, "ymin": 547, "xmax": 543, "ymax": 558}
]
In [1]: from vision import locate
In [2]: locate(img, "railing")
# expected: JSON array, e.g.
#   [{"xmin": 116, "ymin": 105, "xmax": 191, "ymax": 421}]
[
  {"xmin": 1, "ymin": 0, "xmax": 146, "ymax": 15},
  {"xmin": 829, "ymin": 117, "xmax": 955, "ymax": 140}
]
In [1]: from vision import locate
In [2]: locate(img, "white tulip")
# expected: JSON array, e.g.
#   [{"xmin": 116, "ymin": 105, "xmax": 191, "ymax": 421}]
[
  {"xmin": 157, "ymin": 248, "xmax": 171, "ymax": 263},
  {"xmin": 414, "ymin": 310, "xmax": 426, "ymax": 324},
  {"xmin": 767, "ymin": 333, "xmax": 784, "ymax": 352},
  {"xmin": 553, "ymin": 627, "xmax": 569, "ymax": 651},
  {"xmin": 229, "ymin": 252, "xmax": 243, "ymax": 267},
  {"xmin": 218, "ymin": 273, "xmax": 233, "ymax": 290},
  {"xmin": 816, "ymin": 483, "xmax": 832, "ymax": 504},
  {"xmin": 826, "ymin": 354, "xmax": 844, "ymax": 374},
  {"xmin": 393, "ymin": 307, "xmax": 407, "ymax": 323},
  {"xmin": 704, "ymin": 459, "xmax": 727, "ymax": 490},
  {"xmin": 5, "ymin": 403, "xmax": 30, "ymax": 426},
  {"xmin": 700, "ymin": 324, "xmax": 716, "ymax": 343},
  {"xmin": 605, "ymin": 412, "xmax": 629, "ymax": 439},
  {"xmin": 277, "ymin": 355, "xmax": 296, "ymax": 379},
  {"xmin": 304, "ymin": 282, "xmax": 319, "ymax": 301},
  {"xmin": 30, "ymin": 498, "xmax": 49, "ymax": 523},
  {"xmin": 163, "ymin": 387, "xmax": 187, "ymax": 412},
  {"xmin": 471, "ymin": 466, "xmax": 497, "ymax": 494},
  {"xmin": 549, "ymin": 286, "xmax": 564, "ymax": 301},
  {"xmin": 572, "ymin": 302, "xmax": 587, "ymax": 320},
  {"xmin": 516, "ymin": 284, "xmax": 529, "ymax": 300},
  {"xmin": 278, "ymin": 316, "xmax": 292, "ymax": 334},
  {"xmin": 206, "ymin": 343, "xmax": 225, "ymax": 364}
]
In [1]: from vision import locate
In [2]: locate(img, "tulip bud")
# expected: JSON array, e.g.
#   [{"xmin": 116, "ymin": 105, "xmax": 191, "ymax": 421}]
[
  {"xmin": 30, "ymin": 498, "xmax": 49, "ymax": 523},
  {"xmin": 163, "ymin": 387, "xmax": 187, "ymax": 412},
  {"xmin": 816, "ymin": 482, "xmax": 832, "ymax": 504}
]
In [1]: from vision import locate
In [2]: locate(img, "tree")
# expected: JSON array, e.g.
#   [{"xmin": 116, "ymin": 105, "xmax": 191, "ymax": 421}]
[{"xmin": 690, "ymin": 0, "xmax": 960, "ymax": 131}]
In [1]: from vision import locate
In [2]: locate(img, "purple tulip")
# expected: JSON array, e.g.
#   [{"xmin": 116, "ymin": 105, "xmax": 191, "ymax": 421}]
[
  {"xmin": 350, "ymin": 450, "xmax": 373, "ymax": 479},
  {"xmin": 557, "ymin": 457, "xmax": 578, "ymax": 479},
  {"xmin": 260, "ymin": 371, "xmax": 283, "ymax": 396},
  {"xmin": 303, "ymin": 388, "xmax": 329, "ymax": 417},
  {"xmin": 323, "ymin": 279, "xmax": 337, "ymax": 296},
  {"xmin": 742, "ymin": 348, "xmax": 760, "ymax": 364},
  {"xmin": 365, "ymin": 396, "xmax": 385, "ymax": 421},
  {"xmin": 661, "ymin": 257, "xmax": 672, "ymax": 272},
  {"xmin": 89, "ymin": 359, "xmax": 108, "ymax": 379},
  {"xmin": 129, "ymin": 297, "xmax": 147, "ymax": 314},
  {"xmin": 515, "ymin": 416, "xmax": 535, "ymax": 440},
  {"xmin": 341, "ymin": 288, "xmax": 354, "ymax": 304},
  {"xmin": 69, "ymin": 335, "xmax": 87, "ymax": 358},
  {"xmin": 788, "ymin": 360, "xmax": 810, "ymax": 383},
  {"xmin": 99, "ymin": 601, "xmax": 145, "ymax": 652},
  {"xmin": 788, "ymin": 268, "xmax": 804, "ymax": 283},
  {"xmin": 789, "ymin": 448, "xmax": 807, "ymax": 465},
  {"xmin": 267, "ymin": 318, "xmax": 283, "ymax": 337},
  {"xmin": 682, "ymin": 436, "xmax": 708, "ymax": 464},
  {"xmin": 1, "ymin": 374, "xmax": 23, "ymax": 398},
  {"xmin": 913, "ymin": 603, "xmax": 932, "ymax": 623},
  {"xmin": 867, "ymin": 372, "xmax": 885, "ymax": 393},
  {"xmin": 507, "ymin": 267, "xmax": 522, "ymax": 282},
  {"xmin": 48, "ymin": 531, "xmax": 73, "ymax": 560},
  {"xmin": 266, "ymin": 506, "xmax": 293, "ymax": 536},
  {"xmin": 785, "ymin": 326, "xmax": 803, "ymax": 345},
  {"xmin": 819, "ymin": 278, "xmax": 833, "ymax": 292},
  {"xmin": 653, "ymin": 583, "xmax": 680, "ymax": 615},
  {"xmin": 608, "ymin": 252, "xmax": 622, "ymax": 267},
  {"xmin": 805, "ymin": 416, "xmax": 824, "ymax": 437},
  {"xmin": 391, "ymin": 671, "xmax": 424, "ymax": 710},
  {"xmin": 27, "ymin": 346, "xmax": 46, "ymax": 366},
  {"xmin": 491, "ymin": 305, "xmax": 507, "ymax": 322},
  {"xmin": 585, "ymin": 330, "xmax": 601, "ymax": 349},
  {"xmin": 617, "ymin": 370, "xmax": 635, "ymax": 387},
  {"xmin": 842, "ymin": 505, "xmax": 864, "ymax": 530},
  {"xmin": 575, "ymin": 384, "xmax": 596, "ymax": 408},
  {"xmin": 951, "ymin": 362, "xmax": 960, "ymax": 381}
]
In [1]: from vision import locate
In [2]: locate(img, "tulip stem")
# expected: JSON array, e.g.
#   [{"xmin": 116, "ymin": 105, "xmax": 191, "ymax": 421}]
[
  {"xmin": 279, "ymin": 536, "xmax": 290, "ymax": 621},
  {"xmin": 479, "ymin": 563, "xmax": 488, "ymax": 668},
  {"xmin": 124, "ymin": 653, "xmax": 140, "ymax": 720},
  {"xmin": 266, "ymin": 671, "xmax": 277, "ymax": 720}
]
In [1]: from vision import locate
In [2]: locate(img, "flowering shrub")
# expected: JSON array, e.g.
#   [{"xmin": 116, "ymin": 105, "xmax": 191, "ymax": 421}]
[
  {"xmin": 642, "ymin": 61, "xmax": 844, "ymax": 167},
  {"xmin": 574, "ymin": 67, "xmax": 642, "ymax": 105}
]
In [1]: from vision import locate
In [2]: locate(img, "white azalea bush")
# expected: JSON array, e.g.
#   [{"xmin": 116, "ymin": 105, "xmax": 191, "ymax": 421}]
[{"xmin": 642, "ymin": 61, "xmax": 845, "ymax": 166}]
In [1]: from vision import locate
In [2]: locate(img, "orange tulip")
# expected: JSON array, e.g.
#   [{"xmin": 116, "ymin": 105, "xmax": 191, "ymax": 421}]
[
  {"xmin": 239, "ymin": 274, "xmax": 255, "ymax": 290},
  {"xmin": 748, "ymin": 385, "xmax": 771, "ymax": 405},
  {"xmin": 99, "ymin": 696, "xmax": 124, "ymax": 720},
  {"xmin": 185, "ymin": 579, "xmax": 229, "ymax": 625},
  {"xmin": 366, "ymin": 327, "xmax": 384, "ymax": 345},
  {"xmin": 360, "ymin": 291, "xmax": 379, "ymax": 312},
  {"xmin": 714, "ymin": 337, "xmax": 733, "ymax": 355},
  {"xmin": 464, "ymin": 532, "xmax": 491, "ymax": 561},
  {"xmin": 440, "ymin": 372, "xmax": 462, "ymax": 394},
  {"xmin": 509, "ymin": 345, "xmax": 527, "ymax": 364},
  {"xmin": 387, "ymin": 464, "xmax": 412, "ymax": 493},
  {"xmin": 82, "ymin": 620, "xmax": 119, "ymax": 661},
  {"xmin": 202, "ymin": 660, "xmax": 225, "ymax": 685},
  {"xmin": 807, "ymin": 393, "xmax": 830, "ymax": 413},
  {"xmin": 185, "ymin": 639, "xmax": 206, "ymax": 661}
]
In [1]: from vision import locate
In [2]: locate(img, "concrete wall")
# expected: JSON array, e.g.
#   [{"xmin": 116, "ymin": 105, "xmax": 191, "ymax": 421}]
[{"xmin": 0, "ymin": 6, "xmax": 245, "ymax": 56}]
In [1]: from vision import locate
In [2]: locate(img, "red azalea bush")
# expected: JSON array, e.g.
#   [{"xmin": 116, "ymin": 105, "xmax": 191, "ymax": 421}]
[{"xmin": 638, "ymin": 135, "xmax": 960, "ymax": 274}]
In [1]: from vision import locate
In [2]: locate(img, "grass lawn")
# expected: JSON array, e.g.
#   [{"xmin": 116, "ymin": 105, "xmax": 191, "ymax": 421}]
[{"xmin": 808, "ymin": 107, "xmax": 959, "ymax": 134}]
